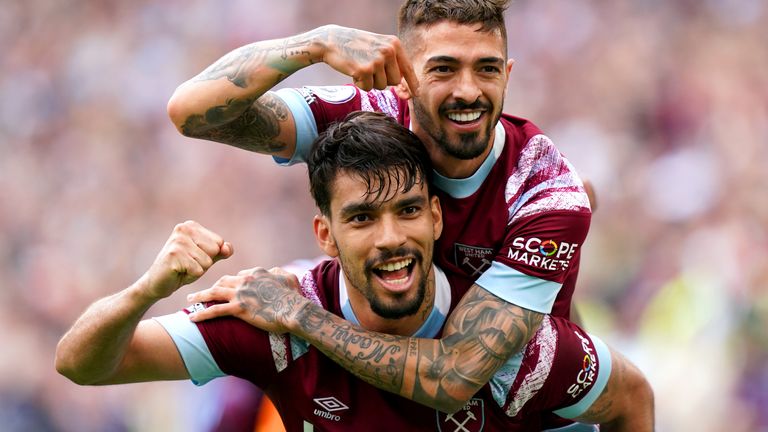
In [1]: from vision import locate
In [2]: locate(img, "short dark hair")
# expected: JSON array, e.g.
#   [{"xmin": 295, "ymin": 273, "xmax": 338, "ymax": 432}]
[
  {"xmin": 397, "ymin": 0, "xmax": 509, "ymax": 52},
  {"xmin": 308, "ymin": 111, "xmax": 433, "ymax": 217}
]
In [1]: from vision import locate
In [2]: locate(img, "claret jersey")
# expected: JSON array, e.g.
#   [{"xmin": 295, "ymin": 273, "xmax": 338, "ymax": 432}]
[
  {"xmin": 155, "ymin": 260, "xmax": 611, "ymax": 431},
  {"xmin": 274, "ymin": 86, "xmax": 591, "ymax": 319}
]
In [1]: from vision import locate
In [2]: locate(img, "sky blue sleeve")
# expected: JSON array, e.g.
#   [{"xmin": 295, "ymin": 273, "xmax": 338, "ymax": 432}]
[
  {"xmin": 153, "ymin": 311, "xmax": 226, "ymax": 386},
  {"xmin": 271, "ymin": 88, "xmax": 318, "ymax": 166},
  {"xmin": 553, "ymin": 333, "xmax": 613, "ymax": 419},
  {"xmin": 474, "ymin": 261, "xmax": 562, "ymax": 313}
]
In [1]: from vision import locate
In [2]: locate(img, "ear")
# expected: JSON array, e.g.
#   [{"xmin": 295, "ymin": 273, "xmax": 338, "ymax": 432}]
[
  {"xmin": 430, "ymin": 195, "xmax": 443, "ymax": 241},
  {"xmin": 313, "ymin": 215, "xmax": 339, "ymax": 257},
  {"xmin": 505, "ymin": 58, "xmax": 515, "ymax": 77}
]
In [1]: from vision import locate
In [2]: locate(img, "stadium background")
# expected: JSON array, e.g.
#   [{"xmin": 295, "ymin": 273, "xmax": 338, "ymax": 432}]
[{"xmin": 1, "ymin": 0, "xmax": 766, "ymax": 430}]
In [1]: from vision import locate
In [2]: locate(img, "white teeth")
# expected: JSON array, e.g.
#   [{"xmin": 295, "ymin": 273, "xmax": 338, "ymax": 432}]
[
  {"xmin": 387, "ymin": 276, "xmax": 409, "ymax": 285},
  {"xmin": 447, "ymin": 111, "xmax": 482, "ymax": 122},
  {"xmin": 375, "ymin": 259, "xmax": 412, "ymax": 272}
]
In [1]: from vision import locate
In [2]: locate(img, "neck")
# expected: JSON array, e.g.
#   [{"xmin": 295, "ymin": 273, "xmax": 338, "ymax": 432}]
[{"xmin": 344, "ymin": 267, "xmax": 436, "ymax": 337}]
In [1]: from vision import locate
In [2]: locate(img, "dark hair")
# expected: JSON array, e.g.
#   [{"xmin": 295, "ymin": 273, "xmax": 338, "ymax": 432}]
[
  {"xmin": 398, "ymin": 0, "xmax": 509, "ymax": 51},
  {"xmin": 308, "ymin": 111, "xmax": 433, "ymax": 217}
]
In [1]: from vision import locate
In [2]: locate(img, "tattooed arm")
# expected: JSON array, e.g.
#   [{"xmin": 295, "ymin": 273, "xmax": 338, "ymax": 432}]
[
  {"xmin": 188, "ymin": 270, "xmax": 543, "ymax": 413},
  {"xmin": 167, "ymin": 25, "xmax": 417, "ymax": 156}
]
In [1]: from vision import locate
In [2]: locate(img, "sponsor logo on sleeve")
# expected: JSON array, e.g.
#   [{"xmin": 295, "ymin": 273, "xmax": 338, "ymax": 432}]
[
  {"xmin": 506, "ymin": 237, "xmax": 579, "ymax": 271},
  {"xmin": 436, "ymin": 398, "xmax": 485, "ymax": 432},
  {"xmin": 566, "ymin": 331, "xmax": 597, "ymax": 398}
]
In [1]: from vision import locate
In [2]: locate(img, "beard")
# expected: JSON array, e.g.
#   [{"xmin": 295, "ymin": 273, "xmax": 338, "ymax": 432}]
[
  {"xmin": 411, "ymin": 98, "xmax": 499, "ymax": 161},
  {"xmin": 339, "ymin": 247, "xmax": 428, "ymax": 320}
]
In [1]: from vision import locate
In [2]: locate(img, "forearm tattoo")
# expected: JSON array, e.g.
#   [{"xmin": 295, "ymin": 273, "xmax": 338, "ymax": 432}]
[
  {"xmin": 292, "ymin": 284, "xmax": 544, "ymax": 411},
  {"xmin": 181, "ymin": 32, "xmax": 318, "ymax": 151},
  {"xmin": 181, "ymin": 93, "xmax": 290, "ymax": 153}
]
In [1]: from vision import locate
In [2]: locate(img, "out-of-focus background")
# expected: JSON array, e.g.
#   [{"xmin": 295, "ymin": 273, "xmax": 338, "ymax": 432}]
[{"xmin": 1, "ymin": 0, "xmax": 766, "ymax": 430}]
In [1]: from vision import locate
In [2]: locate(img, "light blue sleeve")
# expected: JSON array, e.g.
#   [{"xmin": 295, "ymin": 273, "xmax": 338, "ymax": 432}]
[
  {"xmin": 553, "ymin": 333, "xmax": 613, "ymax": 419},
  {"xmin": 271, "ymin": 88, "xmax": 318, "ymax": 166},
  {"xmin": 474, "ymin": 261, "xmax": 562, "ymax": 313},
  {"xmin": 153, "ymin": 311, "xmax": 226, "ymax": 386}
]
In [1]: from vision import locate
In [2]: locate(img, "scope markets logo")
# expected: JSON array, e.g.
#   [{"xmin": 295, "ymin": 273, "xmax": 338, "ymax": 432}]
[{"xmin": 506, "ymin": 237, "xmax": 579, "ymax": 271}]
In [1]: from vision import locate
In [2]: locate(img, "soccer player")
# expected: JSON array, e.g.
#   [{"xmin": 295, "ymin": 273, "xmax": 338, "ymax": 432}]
[
  {"xmin": 56, "ymin": 112, "xmax": 651, "ymax": 431},
  {"xmin": 167, "ymin": 0, "xmax": 613, "ymax": 424}
]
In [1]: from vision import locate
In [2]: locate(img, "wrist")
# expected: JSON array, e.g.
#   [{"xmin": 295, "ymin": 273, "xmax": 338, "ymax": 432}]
[{"xmin": 284, "ymin": 296, "xmax": 314, "ymax": 334}]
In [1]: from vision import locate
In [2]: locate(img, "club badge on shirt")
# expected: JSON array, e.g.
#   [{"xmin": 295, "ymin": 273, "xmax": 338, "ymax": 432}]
[{"xmin": 436, "ymin": 398, "xmax": 485, "ymax": 432}]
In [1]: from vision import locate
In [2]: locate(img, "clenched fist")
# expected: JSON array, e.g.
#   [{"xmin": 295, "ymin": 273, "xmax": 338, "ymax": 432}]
[{"xmin": 142, "ymin": 220, "xmax": 233, "ymax": 300}]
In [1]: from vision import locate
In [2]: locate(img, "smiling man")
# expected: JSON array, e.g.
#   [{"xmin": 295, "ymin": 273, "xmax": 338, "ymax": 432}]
[
  {"xmin": 57, "ymin": 112, "xmax": 651, "ymax": 431},
  {"xmin": 166, "ymin": 0, "xmax": 651, "ymax": 428}
]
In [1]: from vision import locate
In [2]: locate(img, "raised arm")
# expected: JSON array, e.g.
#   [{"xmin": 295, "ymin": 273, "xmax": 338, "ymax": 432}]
[
  {"xmin": 187, "ymin": 269, "xmax": 541, "ymax": 413},
  {"xmin": 55, "ymin": 221, "xmax": 232, "ymax": 385},
  {"xmin": 167, "ymin": 25, "xmax": 417, "ymax": 157}
]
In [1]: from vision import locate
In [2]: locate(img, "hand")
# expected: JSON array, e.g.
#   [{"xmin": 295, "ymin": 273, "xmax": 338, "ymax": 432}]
[
  {"xmin": 142, "ymin": 221, "xmax": 233, "ymax": 300},
  {"xmin": 186, "ymin": 267, "xmax": 308, "ymax": 334},
  {"xmin": 319, "ymin": 25, "xmax": 419, "ymax": 95}
]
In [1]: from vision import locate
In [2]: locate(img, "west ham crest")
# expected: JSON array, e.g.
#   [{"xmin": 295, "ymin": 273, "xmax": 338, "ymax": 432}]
[
  {"xmin": 436, "ymin": 398, "xmax": 485, "ymax": 432},
  {"xmin": 454, "ymin": 243, "xmax": 495, "ymax": 277}
]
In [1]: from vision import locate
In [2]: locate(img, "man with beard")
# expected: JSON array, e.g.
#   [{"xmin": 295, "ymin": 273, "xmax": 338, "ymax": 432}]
[
  {"xmin": 167, "ymin": 0, "xmax": 645, "ymax": 429},
  {"xmin": 56, "ymin": 112, "xmax": 652, "ymax": 431}
]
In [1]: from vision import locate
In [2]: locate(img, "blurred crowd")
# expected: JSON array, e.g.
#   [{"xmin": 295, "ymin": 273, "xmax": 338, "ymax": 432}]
[{"xmin": 0, "ymin": 0, "xmax": 766, "ymax": 430}]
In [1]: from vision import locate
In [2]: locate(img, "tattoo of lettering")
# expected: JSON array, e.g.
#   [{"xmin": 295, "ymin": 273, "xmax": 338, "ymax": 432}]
[
  {"xmin": 293, "ymin": 283, "xmax": 544, "ymax": 412},
  {"xmin": 181, "ymin": 92, "xmax": 289, "ymax": 154},
  {"xmin": 298, "ymin": 305, "xmax": 408, "ymax": 389}
]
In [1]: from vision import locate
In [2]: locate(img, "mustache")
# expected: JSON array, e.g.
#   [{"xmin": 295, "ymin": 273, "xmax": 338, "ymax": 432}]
[
  {"xmin": 440, "ymin": 100, "xmax": 491, "ymax": 113},
  {"xmin": 365, "ymin": 247, "xmax": 423, "ymax": 272}
]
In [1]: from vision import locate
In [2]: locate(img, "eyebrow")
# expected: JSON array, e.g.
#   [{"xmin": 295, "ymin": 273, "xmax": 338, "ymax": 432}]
[
  {"xmin": 337, "ymin": 194, "xmax": 428, "ymax": 219},
  {"xmin": 426, "ymin": 55, "xmax": 505, "ymax": 66}
]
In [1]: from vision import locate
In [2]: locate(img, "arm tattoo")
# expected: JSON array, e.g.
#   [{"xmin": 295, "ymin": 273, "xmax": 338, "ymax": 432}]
[
  {"xmin": 289, "ymin": 282, "xmax": 544, "ymax": 412},
  {"xmin": 193, "ymin": 37, "xmax": 314, "ymax": 87},
  {"xmin": 180, "ymin": 92, "xmax": 290, "ymax": 154}
]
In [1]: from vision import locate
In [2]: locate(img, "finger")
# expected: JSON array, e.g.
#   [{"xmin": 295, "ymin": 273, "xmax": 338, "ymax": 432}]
[
  {"xmin": 188, "ymin": 302, "xmax": 239, "ymax": 323},
  {"xmin": 395, "ymin": 43, "xmax": 419, "ymax": 96},
  {"xmin": 213, "ymin": 274, "xmax": 245, "ymax": 288},
  {"xmin": 383, "ymin": 57, "xmax": 402, "ymax": 87},
  {"xmin": 186, "ymin": 285, "xmax": 236, "ymax": 304},
  {"xmin": 183, "ymin": 221, "xmax": 226, "ymax": 260},
  {"xmin": 353, "ymin": 73, "xmax": 374, "ymax": 91},
  {"xmin": 215, "ymin": 241, "xmax": 234, "ymax": 261},
  {"xmin": 372, "ymin": 62, "xmax": 388, "ymax": 90},
  {"xmin": 237, "ymin": 267, "xmax": 259, "ymax": 276}
]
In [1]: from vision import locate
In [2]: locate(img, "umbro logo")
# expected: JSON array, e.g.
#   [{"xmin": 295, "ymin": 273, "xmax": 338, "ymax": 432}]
[
  {"xmin": 314, "ymin": 397, "xmax": 348, "ymax": 412},
  {"xmin": 313, "ymin": 396, "xmax": 348, "ymax": 421}
]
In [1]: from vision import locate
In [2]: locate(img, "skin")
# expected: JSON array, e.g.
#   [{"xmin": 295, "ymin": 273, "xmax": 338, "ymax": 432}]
[
  {"xmin": 54, "ymin": 221, "xmax": 231, "ymax": 385},
  {"xmin": 167, "ymin": 17, "xmax": 649, "ymax": 428}
]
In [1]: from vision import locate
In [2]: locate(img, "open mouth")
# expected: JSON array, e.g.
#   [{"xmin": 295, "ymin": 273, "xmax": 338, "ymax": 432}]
[{"xmin": 372, "ymin": 258, "xmax": 415, "ymax": 287}]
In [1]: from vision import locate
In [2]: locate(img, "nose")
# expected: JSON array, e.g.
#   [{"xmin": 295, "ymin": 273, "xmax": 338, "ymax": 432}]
[
  {"xmin": 374, "ymin": 215, "xmax": 407, "ymax": 251},
  {"xmin": 452, "ymin": 69, "xmax": 482, "ymax": 104}
]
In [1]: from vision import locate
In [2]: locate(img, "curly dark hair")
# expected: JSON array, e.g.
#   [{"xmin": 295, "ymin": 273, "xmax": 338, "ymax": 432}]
[{"xmin": 308, "ymin": 111, "xmax": 433, "ymax": 217}]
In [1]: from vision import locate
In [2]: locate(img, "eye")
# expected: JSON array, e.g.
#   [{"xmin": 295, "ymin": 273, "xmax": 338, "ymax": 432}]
[
  {"xmin": 350, "ymin": 214, "xmax": 371, "ymax": 223},
  {"xmin": 402, "ymin": 206, "xmax": 421, "ymax": 216},
  {"xmin": 429, "ymin": 65, "xmax": 452, "ymax": 74},
  {"xmin": 480, "ymin": 65, "xmax": 501, "ymax": 74}
]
